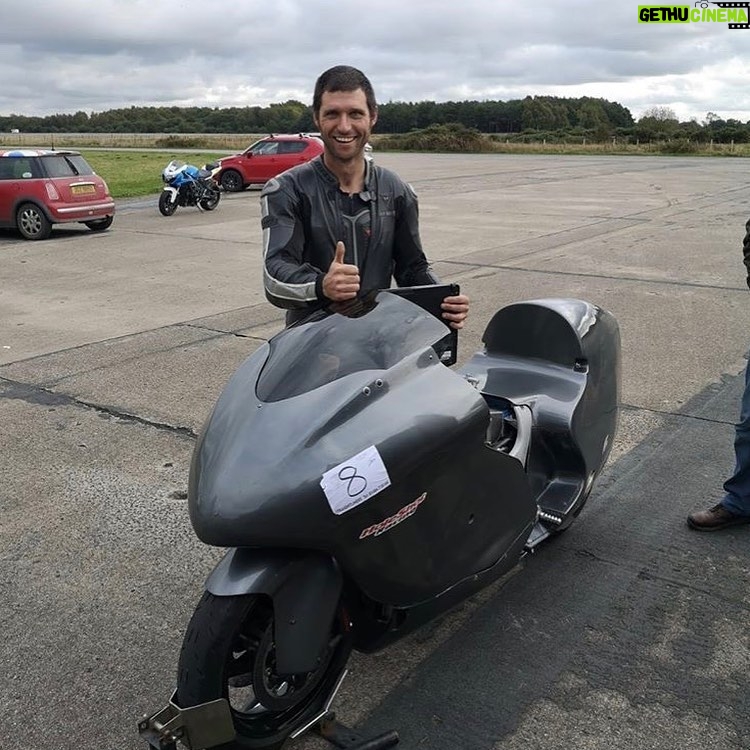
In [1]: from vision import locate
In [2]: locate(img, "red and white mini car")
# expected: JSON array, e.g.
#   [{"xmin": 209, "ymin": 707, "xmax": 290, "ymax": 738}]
[{"xmin": 0, "ymin": 149, "xmax": 115, "ymax": 240}]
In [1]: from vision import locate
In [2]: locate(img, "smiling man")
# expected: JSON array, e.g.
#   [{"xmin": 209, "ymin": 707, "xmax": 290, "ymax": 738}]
[{"xmin": 261, "ymin": 64, "xmax": 469, "ymax": 328}]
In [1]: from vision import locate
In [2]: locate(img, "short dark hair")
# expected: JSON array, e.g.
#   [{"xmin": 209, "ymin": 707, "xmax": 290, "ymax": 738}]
[{"xmin": 313, "ymin": 65, "xmax": 377, "ymax": 117}]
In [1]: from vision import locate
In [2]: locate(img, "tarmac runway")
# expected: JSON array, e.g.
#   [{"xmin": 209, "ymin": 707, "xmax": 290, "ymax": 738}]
[{"xmin": 1, "ymin": 153, "xmax": 749, "ymax": 749}]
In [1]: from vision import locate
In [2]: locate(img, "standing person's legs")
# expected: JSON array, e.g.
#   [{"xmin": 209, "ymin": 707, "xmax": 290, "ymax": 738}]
[
  {"xmin": 688, "ymin": 355, "xmax": 750, "ymax": 530},
  {"xmin": 721, "ymin": 356, "xmax": 750, "ymax": 515}
]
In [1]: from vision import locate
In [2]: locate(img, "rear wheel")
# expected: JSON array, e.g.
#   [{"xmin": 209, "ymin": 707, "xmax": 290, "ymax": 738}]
[
  {"xmin": 177, "ymin": 592, "xmax": 351, "ymax": 749},
  {"xmin": 158, "ymin": 191, "xmax": 178, "ymax": 216},
  {"xmin": 16, "ymin": 203, "xmax": 52, "ymax": 240},
  {"xmin": 220, "ymin": 170, "xmax": 244, "ymax": 192},
  {"xmin": 199, "ymin": 186, "xmax": 221, "ymax": 211},
  {"xmin": 84, "ymin": 216, "xmax": 114, "ymax": 232}
]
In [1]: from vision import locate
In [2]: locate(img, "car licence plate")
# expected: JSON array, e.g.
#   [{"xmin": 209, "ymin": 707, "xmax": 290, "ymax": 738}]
[{"xmin": 71, "ymin": 184, "xmax": 96, "ymax": 195}]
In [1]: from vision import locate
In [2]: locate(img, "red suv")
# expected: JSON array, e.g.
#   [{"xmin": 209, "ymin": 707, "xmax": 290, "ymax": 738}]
[
  {"xmin": 0, "ymin": 149, "xmax": 115, "ymax": 240},
  {"xmin": 215, "ymin": 134, "xmax": 324, "ymax": 192}
]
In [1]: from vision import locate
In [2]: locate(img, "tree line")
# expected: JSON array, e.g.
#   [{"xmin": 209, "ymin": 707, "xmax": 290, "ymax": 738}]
[{"xmin": 1, "ymin": 97, "xmax": 747, "ymax": 144}]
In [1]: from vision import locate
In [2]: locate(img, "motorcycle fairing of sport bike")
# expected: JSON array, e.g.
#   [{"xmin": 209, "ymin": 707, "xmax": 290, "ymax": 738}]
[
  {"xmin": 138, "ymin": 287, "xmax": 621, "ymax": 750},
  {"xmin": 158, "ymin": 160, "xmax": 222, "ymax": 216}
]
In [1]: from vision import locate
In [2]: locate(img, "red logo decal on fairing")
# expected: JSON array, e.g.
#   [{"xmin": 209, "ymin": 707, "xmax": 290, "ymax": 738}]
[{"xmin": 359, "ymin": 493, "xmax": 427, "ymax": 540}]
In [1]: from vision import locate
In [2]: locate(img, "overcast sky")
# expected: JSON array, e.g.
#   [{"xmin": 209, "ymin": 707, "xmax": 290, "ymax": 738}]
[{"xmin": 2, "ymin": 0, "xmax": 749, "ymax": 124}]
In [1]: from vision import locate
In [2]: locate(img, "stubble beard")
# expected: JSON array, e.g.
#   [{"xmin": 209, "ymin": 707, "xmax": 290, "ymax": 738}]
[{"xmin": 323, "ymin": 133, "xmax": 367, "ymax": 167}]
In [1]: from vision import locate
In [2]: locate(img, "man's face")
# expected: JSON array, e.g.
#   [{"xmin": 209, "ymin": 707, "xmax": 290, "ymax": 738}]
[{"xmin": 314, "ymin": 88, "xmax": 377, "ymax": 165}]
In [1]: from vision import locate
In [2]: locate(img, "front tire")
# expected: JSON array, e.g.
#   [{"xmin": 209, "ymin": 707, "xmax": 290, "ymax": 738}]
[
  {"xmin": 177, "ymin": 592, "xmax": 351, "ymax": 750},
  {"xmin": 220, "ymin": 169, "xmax": 244, "ymax": 192},
  {"xmin": 17, "ymin": 203, "xmax": 52, "ymax": 240},
  {"xmin": 158, "ymin": 191, "xmax": 178, "ymax": 216}
]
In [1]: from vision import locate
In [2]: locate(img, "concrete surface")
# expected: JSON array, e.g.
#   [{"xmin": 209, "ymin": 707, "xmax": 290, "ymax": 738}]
[{"xmin": 1, "ymin": 153, "xmax": 749, "ymax": 749}]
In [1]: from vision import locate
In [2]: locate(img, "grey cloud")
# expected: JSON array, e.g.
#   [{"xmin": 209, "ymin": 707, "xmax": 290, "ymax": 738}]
[{"xmin": 0, "ymin": 0, "xmax": 749, "ymax": 121}]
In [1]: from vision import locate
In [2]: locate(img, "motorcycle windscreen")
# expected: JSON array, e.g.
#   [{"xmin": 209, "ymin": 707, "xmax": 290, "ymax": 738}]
[{"xmin": 256, "ymin": 291, "xmax": 450, "ymax": 403}]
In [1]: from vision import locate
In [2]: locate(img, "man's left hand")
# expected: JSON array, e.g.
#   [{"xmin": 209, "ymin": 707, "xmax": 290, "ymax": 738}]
[{"xmin": 441, "ymin": 294, "xmax": 470, "ymax": 330}]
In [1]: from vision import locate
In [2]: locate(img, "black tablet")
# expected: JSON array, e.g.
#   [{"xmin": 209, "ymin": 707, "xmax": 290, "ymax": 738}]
[{"xmin": 384, "ymin": 283, "xmax": 459, "ymax": 365}]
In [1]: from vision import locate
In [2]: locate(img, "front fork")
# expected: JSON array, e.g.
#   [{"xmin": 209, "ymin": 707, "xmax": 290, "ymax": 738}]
[{"xmin": 162, "ymin": 185, "xmax": 179, "ymax": 205}]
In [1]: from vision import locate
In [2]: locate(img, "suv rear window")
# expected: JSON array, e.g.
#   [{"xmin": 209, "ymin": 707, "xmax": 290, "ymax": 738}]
[{"xmin": 42, "ymin": 154, "xmax": 95, "ymax": 178}]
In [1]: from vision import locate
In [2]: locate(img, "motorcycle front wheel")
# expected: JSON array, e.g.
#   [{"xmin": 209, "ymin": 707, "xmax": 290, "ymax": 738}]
[
  {"xmin": 177, "ymin": 592, "xmax": 352, "ymax": 750},
  {"xmin": 158, "ymin": 191, "xmax": 179, "ymax": 216},
  {"xmin": 199, "ymin": 187, "xmax": 221, "ymax": 211}
]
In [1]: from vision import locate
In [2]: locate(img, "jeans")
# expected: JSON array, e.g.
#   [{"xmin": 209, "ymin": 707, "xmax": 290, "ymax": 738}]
[{"xmin": 722, "ymin": 356, "xmax": 750, "ymax": 516}]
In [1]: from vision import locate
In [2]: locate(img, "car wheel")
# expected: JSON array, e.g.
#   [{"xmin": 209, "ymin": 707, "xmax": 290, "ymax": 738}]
[
  {"xmin": 17, "ymin": 203, "xmax": 52, "ymax": 240},
  {"xmin": 84, "ymin": 216, "xmax": 114, "ymax": 232},
  {"xmin": 220, "ymin": 170, "xmax": 244, "ymax": 192}
]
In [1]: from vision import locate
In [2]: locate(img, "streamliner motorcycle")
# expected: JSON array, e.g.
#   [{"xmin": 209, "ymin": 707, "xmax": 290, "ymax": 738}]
[
  {"xmin": 139, "ymin": 287, "xmax": 621, "ymax": 750},
  {"xmin": 158, "ymin": 160, "xmax": 221, "ymax": 216}
]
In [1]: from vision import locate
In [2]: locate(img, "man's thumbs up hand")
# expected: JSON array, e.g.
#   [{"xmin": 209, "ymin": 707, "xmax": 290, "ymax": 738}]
[{"xmin": 323, "ymin": 241, "xmax": 360, "ymax": 301}]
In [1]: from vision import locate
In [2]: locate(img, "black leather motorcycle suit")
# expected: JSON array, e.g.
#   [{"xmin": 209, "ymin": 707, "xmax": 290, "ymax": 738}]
[{"xmin": 261, "ymin": 155, "xmax": 439, "ymax": 325}]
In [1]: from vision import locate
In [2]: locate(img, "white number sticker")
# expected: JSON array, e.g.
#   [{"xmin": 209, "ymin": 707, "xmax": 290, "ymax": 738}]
[{"xmin": 320, "ymin": 445, "xmax": 392, "ymax": 515}]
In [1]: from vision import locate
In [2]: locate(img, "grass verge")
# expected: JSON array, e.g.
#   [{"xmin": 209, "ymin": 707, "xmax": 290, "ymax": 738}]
[
  {"xmin": 79, "ymin": 150, "xmax": 228, "ymax": 199},
  {"xmin": 1, "ymin": 131, "xmax": 747, "ymax": 199}
]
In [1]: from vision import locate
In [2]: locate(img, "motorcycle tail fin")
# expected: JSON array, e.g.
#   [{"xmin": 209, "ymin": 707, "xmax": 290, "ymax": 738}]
[{"xmin": 459, "ymin": 298, "xmax": 620, "ymax": 528}]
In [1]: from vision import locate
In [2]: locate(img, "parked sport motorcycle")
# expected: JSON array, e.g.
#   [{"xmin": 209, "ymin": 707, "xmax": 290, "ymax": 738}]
[
  {"xmin": 139, "ymin": 287, "xmax": 620, "ymax": 750},
  {"xmin": 158, "ymin": 160, "xmax": 221, "ymax": 216}
]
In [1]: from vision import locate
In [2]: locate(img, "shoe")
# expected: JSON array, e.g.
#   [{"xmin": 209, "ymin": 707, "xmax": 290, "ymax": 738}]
[{"xmin": 687, "ymin": 503, "xmax": 750, "ymax": 531}]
